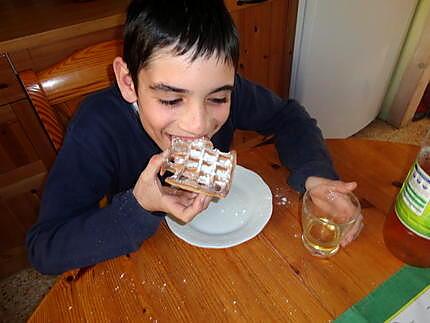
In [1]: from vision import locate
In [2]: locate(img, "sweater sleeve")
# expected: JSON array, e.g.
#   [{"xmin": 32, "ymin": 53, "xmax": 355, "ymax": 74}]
[
  {"xmin": 26, "ymin": 122, "xmax": 162, "ymax": 275},
  {"xmin": 232, "ymin": 75, "xmax": 339, "ymax": 192}
]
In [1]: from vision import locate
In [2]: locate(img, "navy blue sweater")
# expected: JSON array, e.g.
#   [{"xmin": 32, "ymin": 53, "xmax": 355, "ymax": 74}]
[{"xmin": 27, "ymin": 75, "xmax": 338, "ymax": 274}]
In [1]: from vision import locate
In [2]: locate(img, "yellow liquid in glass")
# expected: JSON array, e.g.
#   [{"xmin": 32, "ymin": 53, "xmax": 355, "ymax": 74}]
[{"xmin": 302, "ymin": 217, "xmax": 341, "ymax": 256}]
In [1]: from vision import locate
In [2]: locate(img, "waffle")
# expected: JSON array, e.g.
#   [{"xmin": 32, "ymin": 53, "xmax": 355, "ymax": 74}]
[{"xmin": 162, "ymin": 137, "xmax": 236, "ymax": 198}]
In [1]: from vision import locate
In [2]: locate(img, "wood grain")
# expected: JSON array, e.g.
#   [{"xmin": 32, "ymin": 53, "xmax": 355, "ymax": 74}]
[
  {"xmin": 283, "ymin": 0, "xmax": 299, "ymax": 97},
  {"xmin": 19, "ymin": 40, "xmax": 122, "ymax": 151},
  {"xmin": 28, "ymin": 139, "xmax": 418, "ymax": 322},
  {"xmin": 9, "ymin": 26, "xmax": 124, "ymax": 73},
  {"xmin": 0, "ymin": 54, "xmax": 25, "ymax": 105},
  {"xmin": 0, "ymin": 114, "xmax": 39, "ymax": 173},
  {"xmin": 0, "ymin": 0, "xmax": 127, "ymax": 52},
  {"xmin": 37, "ymin": 40, "xmax": 121, "ymax": 104},
  {"xmin": 0, "ymin": 0, "xmax": 276, "ymax": 53},
  {"xmin": 0, "ymin": 172, "xmax": 45, "ymax": 279},
  {"xmin": 268, "ymin": 0, "xmax": 288, "ymax": 96},
  {"xmin": 0, "ymin": 90, "xmax": 53, "ymax": 279},
  {"xmin": 0, "ymin": 104, "xmax": 15, "ymax": 124},
  {"xmin": 11, "ymin": 100, "xmax": 56, "ymax": 169},
  {"xmin": 0, "ymin": 161, "xmax": 46, "ymax": 199},
  {"xmin": 19, "ymin": 70, "xmax": 67, "ymax": 152},
  {"xmin": 236, "ymin": 2, "xmax": 272, "ymax": 87},
  {"xmin": 230, "ymin": 0, "xmax": 298, "ymax": 148}
]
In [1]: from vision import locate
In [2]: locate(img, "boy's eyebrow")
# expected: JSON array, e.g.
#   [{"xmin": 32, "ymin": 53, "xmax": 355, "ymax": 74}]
[
  {"xmin": 149, "ymin": 83, "xmax": 189, "ymax": 94},
  {"xmin": 149, "ymin": 83, "xmax": 234, "ymax": 95},
  {"xmin": 208, "ymin": 85, "xmax": 234, "ymax": 95}
]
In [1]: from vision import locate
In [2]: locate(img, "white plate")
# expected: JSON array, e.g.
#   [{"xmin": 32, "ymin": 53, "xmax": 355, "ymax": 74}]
[{"xmin": 165, "ymin": 165, "xmax": 273, "ymax": 248}]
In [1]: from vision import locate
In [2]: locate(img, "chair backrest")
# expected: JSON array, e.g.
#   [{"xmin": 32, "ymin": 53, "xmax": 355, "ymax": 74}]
[{"xmin": 19, "ymin": 40, "xmax": 123, "ymax": 151}]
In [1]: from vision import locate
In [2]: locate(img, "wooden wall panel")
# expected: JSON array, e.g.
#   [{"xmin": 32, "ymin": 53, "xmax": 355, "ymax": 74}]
[
  {"xmin": 0, "ymin": 141, "xmax": 15, "ymax": 172},
  {"xmin": 0, "ymin": 119, "xmax": 39, "ymax": 172},
  {"xmin": 0, "ymin": 54, "xmax": 25, "ymax": 105},
  {"xmin": 0, "ymin": 196, "xmax": 36, "ymax": 278},
  {"xmin": 231, "ymin": 0, "xmax": 297, "ymax": 98},
  {"xmin": 268, "ymin": 0, "xmax": 288, "ymax": 96},
  {"xmin": 0, "ymin": 54, "xmax": 52, "ymax": 279},
  {"xmin": 235, "ymin": 3, "xmax": 271, "ymax": 88},
  {"xmin": 0, "ymin": 162, "xmax": 46, "ymax": 279},
  {"xmin": 5, "ymin": 192, "xmax": 40, "ymax": 232},
  {"xmin": 0, "ymin": 201, "xmax": 30, "ymax": 278},
  {"xmin": 285, "ymin": 0, "xmax": 299, "ymax": 97},
  {"xmin": 12, "ymin": 100, "xmax": 56, "ymax": 169},
  {"xmin": 10, "ymin": 26, "xmax": 123, "ymax": 73},
  {"xmin": 0, "ymin": 104, "xmax": 15, "ymax": 123},
  {"xmin": 0, "ymin": 201, "xmax": 25, "ymax": 250},
  {"xmin": 0, "ymin": 161, "xmax": 47, "ymax": 199}
]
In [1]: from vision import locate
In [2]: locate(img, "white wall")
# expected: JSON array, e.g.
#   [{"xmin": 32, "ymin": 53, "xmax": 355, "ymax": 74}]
[{"xmin": 290, "ymin": 0, "xmax": 418, "ymax": 138}]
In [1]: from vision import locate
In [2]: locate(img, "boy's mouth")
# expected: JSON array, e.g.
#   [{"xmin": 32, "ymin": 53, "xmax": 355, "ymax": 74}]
[{"xmin": 168, "ymin": 134, "xmax": 209, "ymax": 142}]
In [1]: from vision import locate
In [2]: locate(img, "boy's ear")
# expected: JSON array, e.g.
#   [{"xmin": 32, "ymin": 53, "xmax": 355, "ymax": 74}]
[{"xmin": 113, "ymin": 57, "xmax": 137, "ymax": 103}]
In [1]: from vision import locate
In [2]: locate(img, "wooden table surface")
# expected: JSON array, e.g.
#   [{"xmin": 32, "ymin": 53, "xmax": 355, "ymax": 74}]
[{"xmin": 28, "ymin": 139, "xmax": 419, "ymax": 322}]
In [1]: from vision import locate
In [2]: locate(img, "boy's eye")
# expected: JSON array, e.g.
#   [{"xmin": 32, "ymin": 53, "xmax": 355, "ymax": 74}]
[
  {"xmin": 208, "ymin": 97, "xmax": 228, "ymax": 104},
  {"xmin": 159, "ymin": 98, "xmax": 182, "ymax": 106}
]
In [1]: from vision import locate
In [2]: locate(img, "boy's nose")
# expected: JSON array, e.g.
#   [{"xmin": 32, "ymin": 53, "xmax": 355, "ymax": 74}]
[{"xmin": 180, "ymin": 103, "xmax": 210, "ymax": 137}]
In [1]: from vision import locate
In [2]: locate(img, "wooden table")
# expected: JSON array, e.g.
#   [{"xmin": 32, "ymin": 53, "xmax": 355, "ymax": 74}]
[{"xmin": 28, "ymin": 139, "xmax": 419, "ymax": 322}]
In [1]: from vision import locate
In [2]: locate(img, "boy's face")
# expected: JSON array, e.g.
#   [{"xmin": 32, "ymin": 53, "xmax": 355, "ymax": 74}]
[{"xmin": 135, "ymin": 50, "xmax": 235, "ymax": 150}]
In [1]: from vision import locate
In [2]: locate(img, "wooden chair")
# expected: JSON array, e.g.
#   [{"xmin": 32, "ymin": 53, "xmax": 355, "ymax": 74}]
[{"xmin": 19, "ymin": 40, "xmax": 123, "ymax": 152}]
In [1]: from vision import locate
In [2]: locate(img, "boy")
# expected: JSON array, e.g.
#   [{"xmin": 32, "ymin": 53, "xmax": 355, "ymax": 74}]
[{"xmin": 27, "ymin": 0, "xmax": 362, "ymax": 275}]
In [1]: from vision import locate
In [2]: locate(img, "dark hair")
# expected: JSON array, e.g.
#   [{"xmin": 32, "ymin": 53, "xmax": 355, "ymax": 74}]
[{"xmin": 123, "ymin": 0, "xmax": 239, "ymax": 86}]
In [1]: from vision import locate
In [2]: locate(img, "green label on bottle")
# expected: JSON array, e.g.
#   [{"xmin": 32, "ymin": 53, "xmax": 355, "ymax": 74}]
[{"xmin": 395, "ymin": 161, "xmax": 430, "ymax": 239}]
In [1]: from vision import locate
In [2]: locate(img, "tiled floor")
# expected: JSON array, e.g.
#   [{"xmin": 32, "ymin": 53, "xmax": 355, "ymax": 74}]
[
  {"xmin": 0, "ymin": 117, "xmax": 429, "ymax": 322},
  {"xmin": 353, "ymin": 117, "xmax": 430, "ymax": 145},
  {"xmin": 0, "ymin": 269, "xmax": 56, "ymax": 322}
]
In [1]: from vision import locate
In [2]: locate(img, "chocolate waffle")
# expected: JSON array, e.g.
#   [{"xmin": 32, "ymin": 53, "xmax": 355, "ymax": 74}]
[{"xmin": 162, "ymin": 137, "xmax": 236, "ymax": 198}]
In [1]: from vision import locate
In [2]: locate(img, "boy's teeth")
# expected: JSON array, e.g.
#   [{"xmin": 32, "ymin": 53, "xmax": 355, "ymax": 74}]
[{"xmin": 172, "ymin": 136, "xmax": 204, "ymax": 142}]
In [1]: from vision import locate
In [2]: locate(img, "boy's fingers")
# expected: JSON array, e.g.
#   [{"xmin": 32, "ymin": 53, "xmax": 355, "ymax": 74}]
[
  {"xmin": 337, "ymin": 181, "xmax": 357, "ymax": 192},
  {"xmin": 308, "ymin": 180, "xmax": 357, "ymax": 196},
  {"xmin": 340, "ymin": 214, "xmax": 364, "ymax": 247},
  {"xmin": 180, "ymin": 194, "xmax": 207, "ymax": 222},
  {"xmin": 163, "ymin": 187, "xmax": 197, "ymax": 199},
  {"xmin": 145, "ymin": 152, "xmax": 167, "ymax": 177},
  {"xmin": 324, "ymin": 181, "xmax": 357, "ymax": 194},
  {"xmin": 168, "ymin": 193, "xmax": 212, "ymax": 223},
  {"xmin": 159, "ymin": 149, "xmax": 170, "ymax": 176},
  {"xmin": 200, "ymin": 195, "xmax": 212, "ymax": 210}
]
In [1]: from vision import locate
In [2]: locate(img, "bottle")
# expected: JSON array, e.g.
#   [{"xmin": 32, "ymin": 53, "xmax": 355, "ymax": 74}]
[{"xmin": 383, "ymin": 130, "xmax": 430, "ymax": 267}]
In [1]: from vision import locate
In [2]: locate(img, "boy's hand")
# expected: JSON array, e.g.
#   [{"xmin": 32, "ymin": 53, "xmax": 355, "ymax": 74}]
[
  {"xmin": 305, "ymin": 176, "xmax": 357, "ymax": 193},
  {"xmin": 133, "ymin": 151, "xmax": 212, "ymax": 223},
  {"xmin": 304, "ymin": 176, "xmax": 364, "ymax": 247}
]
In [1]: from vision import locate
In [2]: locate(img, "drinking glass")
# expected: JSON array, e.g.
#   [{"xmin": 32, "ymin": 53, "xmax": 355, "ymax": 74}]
[{"xmin": 301, "ymin": 186, "xmax": 361, "ymax": 257}]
